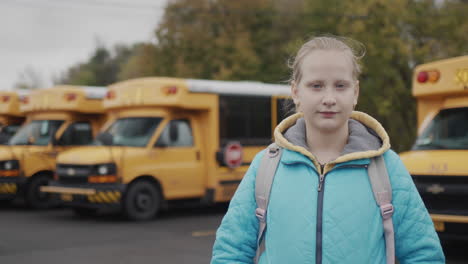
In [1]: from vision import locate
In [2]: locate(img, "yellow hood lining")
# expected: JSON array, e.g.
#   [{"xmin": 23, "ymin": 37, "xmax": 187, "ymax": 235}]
[{"xmin": 274, "ymin": 111, "xmax": 391, "ymax": 171}]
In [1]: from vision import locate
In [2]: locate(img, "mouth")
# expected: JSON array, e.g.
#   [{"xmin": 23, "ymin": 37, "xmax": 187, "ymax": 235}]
[{"xmin": 318, "ymin": 111, "xmax": 339, "ymax": 118}]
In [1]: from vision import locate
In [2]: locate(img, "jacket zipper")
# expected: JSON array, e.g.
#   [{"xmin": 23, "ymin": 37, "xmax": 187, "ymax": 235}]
[
  {"xmin": 315, "ymin": 163, "xmax": 368, "ymax": 264},
  {"xmin": 316, "ymin": 163, "xmax": 326, "ymax": 264}
]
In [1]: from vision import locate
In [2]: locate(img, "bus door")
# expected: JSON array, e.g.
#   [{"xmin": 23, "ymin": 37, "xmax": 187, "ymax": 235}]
[{"xmin": 149, "ymin": 116, "xmax": 204, "ymax": 198}]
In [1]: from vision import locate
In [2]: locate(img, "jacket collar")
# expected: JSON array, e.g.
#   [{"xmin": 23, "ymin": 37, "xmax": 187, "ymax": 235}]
[{"xmin": 274, "ymin": 111, "xmax": 391, "ymax": 170}]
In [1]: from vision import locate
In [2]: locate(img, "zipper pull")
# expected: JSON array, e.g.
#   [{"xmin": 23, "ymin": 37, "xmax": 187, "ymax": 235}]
[
  {"xmin": 318, "ymin": 173, "xmax": 325, "ymax": 192},
  {"xmin": 318, "ymin": 163, "xmax": 326, "ymax": 192}
]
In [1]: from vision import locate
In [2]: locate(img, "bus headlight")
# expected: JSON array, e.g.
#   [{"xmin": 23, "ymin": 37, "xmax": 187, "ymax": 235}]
[
  {"xmin": 88, "ymin": 163, "xmax": 118, "ymax": 183},
  {"xmin": 1, "ymin": 160, "xmax": 19, "ymax": 170},
  {"xmin": 98, "ymin": 165, "xmax": 108, "ymax": 175},
  {"xmin": 0, "ymin": 160, "xmax": 20, "ymax": 177},
  {"xmin": 94, "ymin": 163, "xmax": 116, "ymax": 175}
]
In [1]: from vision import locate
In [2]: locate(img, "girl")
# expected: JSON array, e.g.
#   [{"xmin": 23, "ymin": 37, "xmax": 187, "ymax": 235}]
[{"xmin": 211, "ymin": 36, "xmax": 445, "ymax": 263}]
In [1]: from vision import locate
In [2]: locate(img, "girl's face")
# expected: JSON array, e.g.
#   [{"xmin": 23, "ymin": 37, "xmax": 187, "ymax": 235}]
[{"xmin": 291, "ymin": 49, "xmax": 359, "ymax": 133}]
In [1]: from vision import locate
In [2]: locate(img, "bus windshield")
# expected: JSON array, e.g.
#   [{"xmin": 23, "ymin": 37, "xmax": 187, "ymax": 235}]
[
  {"xmin": 413, "ymin": 107, "xmax": 468, "ymax": 150},
  {"xmin": 9, "ymin": 120, "xmax": 65, "ymax": 146},
  {"xmin": 98, "ymin": 117, "xmax": 162, "ymax": 147},
  {"xmin": 0, "ymin": 124, "xmax": 22, "ymax": 145}
]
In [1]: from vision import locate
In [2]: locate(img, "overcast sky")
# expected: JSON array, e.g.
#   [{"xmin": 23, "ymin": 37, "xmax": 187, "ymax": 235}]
[{"xmin": 0, "ymin": 0, "xmax": 168, "ymax": 90}]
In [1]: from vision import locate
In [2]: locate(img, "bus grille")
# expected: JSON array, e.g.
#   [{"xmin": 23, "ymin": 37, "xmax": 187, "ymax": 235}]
[
  {"xmin": 412, "ymin": 175, "xmax": 468, "ymax": 216},
  {"xmin": 56, "ymin": 164, "xmax": 92, "ymax": 184}
]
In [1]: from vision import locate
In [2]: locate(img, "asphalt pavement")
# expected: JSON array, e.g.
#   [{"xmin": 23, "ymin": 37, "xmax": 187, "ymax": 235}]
[{"xmin": 0, "ymin": 201, "xmax": 466, "ymax": 264}]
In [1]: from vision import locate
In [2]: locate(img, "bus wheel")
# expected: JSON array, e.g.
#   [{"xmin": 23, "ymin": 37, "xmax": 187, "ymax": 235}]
[
  {"xmin": 123, "ymin": 181, "xmax": 161, "ymax": 221},
  {"xmin": 25, "ymin": 174, "xmax": 56, "ymax": 209}
]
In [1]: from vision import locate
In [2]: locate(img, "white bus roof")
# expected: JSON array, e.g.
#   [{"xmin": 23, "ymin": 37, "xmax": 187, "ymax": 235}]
[
  {"xmin": 78, "ymin": 86, "xmax": 107, "ymax": 99},
  {"xmin": 15, "ymin": 89, "xmax": 31, "ymax": 97},
  {"xmin": 187, "ymin": 79, "xmax": 290, "ymax": 96}
]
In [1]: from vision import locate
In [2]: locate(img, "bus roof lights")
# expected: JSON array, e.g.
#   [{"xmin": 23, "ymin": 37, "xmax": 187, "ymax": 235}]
[
  {"xmin": 417, "ymin": 71, "xmax": 429, "ymax": 83},
  {"xmin": 1, "ymin": 95, "xmax": 10, "ymax": 103},
  {"xmin": 65, "ymin": 93, "xmax": 77, "ymax": 101},
  {"xmin": 20, "ymin": 96, "xmax": 29, "ymax": 104},
  {"xmin": 164, "ymin": 86, "xmax": 178, "ymax": 95},
  {"xmin": 106, "ymin": 90, "xmax": 116, "ymax": 100},
  {"xmin": 417, "ymin": 70, "xmax": 440, "ymax": 84},
  {"xmin": 428, "ymin": 70, "xmax": 440, "ymax": 83}
]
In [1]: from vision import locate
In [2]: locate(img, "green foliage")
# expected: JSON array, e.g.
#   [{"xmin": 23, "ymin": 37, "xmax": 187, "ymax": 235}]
[
  {"xmin": 56, "ymin": 44, "xmax": 135, "ymax": 86},
  {"xmin": 58, "ymin": 0, "xmax": 468, "ymax": 151}
]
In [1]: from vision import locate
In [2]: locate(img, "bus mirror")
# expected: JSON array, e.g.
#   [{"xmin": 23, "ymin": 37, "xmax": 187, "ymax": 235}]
[
  {"xmin": 154, "ymin": 141, "xmax": 168, "ymax": 148},
  {"xmin": 27, "ymin": 136, "xmax": 36, "ymax": 145},
  {"xmin": 169, "ymin": 122, "xmax": 178, "ymax": 142},
  {"xmin": 96, "ymin": 132, "xmax": 113, "ymax": 146}
]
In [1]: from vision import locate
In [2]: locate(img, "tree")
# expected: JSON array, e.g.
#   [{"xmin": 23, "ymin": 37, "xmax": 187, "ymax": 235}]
[
  {"xmin": 293, "ymin": 0, "xmax": 468, "ymax": 151},
  {"xmin": 118, "ymin": 44, "xmax": 159, "ymax": 80},
  {"xmin": 152, "ymin": 0, "xmax": 291, "ymax": 82},
  {"xmin": 56, "ymin": 0, "xmax": 468, "ymax": 151},
  {"xmin": 56, "ymin": 44, "xmax": 135, "ymax": 86}
]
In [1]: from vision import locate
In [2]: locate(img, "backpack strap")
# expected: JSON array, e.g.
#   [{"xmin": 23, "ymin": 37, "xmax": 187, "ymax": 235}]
[
  {"xmin": 368, "ymin": 155, "xmax": 395, "ymax": 264},
  {"xmin": 254, "ymin": 143, "xmax": 282, "ymax": 264}
]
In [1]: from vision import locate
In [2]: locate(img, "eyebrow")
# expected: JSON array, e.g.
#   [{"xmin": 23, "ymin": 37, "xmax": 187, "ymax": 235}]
[{"xmin": 304, "ymin": 79, "xmax": 351, "ymax": 83}]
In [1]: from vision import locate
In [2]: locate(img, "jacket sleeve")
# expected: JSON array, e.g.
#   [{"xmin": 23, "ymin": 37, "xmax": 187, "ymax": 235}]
[
  {"xmin": 385, "ymin": 151, "xmax": 445, "ymax": 263},
  {"xmin": 211, "ymin": 150, "xmax": 265, "ymax": 264}
]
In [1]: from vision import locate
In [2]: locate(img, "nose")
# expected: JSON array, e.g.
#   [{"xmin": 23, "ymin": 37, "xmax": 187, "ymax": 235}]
[{"xmin": 321, "ymin": 89, "xmax": 336, "ymax": 107}]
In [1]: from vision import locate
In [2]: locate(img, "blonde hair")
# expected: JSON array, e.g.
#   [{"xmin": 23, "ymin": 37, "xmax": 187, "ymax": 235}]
[{"xmin": 289, "ymin": 36, "xmax": 366, "ymax": 84}]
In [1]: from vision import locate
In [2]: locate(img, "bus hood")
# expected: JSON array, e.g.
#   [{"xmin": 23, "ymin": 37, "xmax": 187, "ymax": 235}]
[
  {"xmin": 399, "ymin": 149, "xmax": 468, "ymax": 176},
  {"xmin": 58, "ymin": 146, "xmax": 122, "ymax": 165},
  {"xmin": 0, "ymin": 146, "xmax": 15, "ymax": 161}
]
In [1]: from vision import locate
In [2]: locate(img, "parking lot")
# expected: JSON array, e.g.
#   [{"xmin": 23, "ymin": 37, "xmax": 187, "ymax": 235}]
[{"xmin": 0, "ymin": 201, "xmax": 466, "ymax": 264}]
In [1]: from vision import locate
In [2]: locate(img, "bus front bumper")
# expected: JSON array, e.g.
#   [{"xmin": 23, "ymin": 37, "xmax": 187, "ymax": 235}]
[
  {"xmin": 41, "ymin": 182, "xmax": 125, "ymax": 209},
  {"xmin": 432, "ymin": 214, "xmax": 468, "ymax": 241},
  {"xmin": 0, "ymin": 176, "xmax": 27, "ymax": 200}
]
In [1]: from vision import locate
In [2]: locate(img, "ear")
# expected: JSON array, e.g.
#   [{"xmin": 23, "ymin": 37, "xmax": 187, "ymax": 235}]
[
  {"xmin": 353, "ymin": 80, "xmax": 360, "ymax": 105},
  {"xmin": 291, "ymin": 81, "xmax": 300, "ymax": 105}
]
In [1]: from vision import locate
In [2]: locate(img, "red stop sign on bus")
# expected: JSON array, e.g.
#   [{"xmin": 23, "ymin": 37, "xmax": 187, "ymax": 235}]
[{"xmin": 224, "ymin": 142, "xmax": 243, "ymax": 169}]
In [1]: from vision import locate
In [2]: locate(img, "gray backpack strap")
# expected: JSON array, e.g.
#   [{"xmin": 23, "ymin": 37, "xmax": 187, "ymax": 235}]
[
  {"xmin": 254, "ymin": 143, "xmax": 282, "ymax": 264},
  {"xmin": 368, "ymin": 155, "xmax": 395, "ymax": 264}
]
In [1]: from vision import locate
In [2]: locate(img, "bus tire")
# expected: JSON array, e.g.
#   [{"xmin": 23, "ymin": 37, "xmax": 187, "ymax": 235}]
[
  {"xmin": 123, "ymin": 180, "xmax": 161, "ymax": 221},
  {"xmin": 25, "ymin": 174, "xmax": 56, "ymax": 209}
]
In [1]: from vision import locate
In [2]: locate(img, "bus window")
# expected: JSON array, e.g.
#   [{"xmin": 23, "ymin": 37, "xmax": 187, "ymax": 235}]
[
  {"xmin": 413, "ymin": 107, "xmax": 468, "ymax": 150},
  {"xmin": 219, "ymin": 95, "xmax": 271, "ymax": 146},
  {"xmin": 276, "ymin": 98, "xmax": 294, "ymax": 125},
  {"xmin": 2, "ymin": 124, "xmax": 21, "ymax": 136},
  {"xmin": 104, "ymin": 117, "xmax": 162, "ymax": 147},
  {"xmin": 58, "ymin": 122, "xmax": 93, "ymax": 146},
  {"xmin": 155, "ymin": 119, "xmax": 193, "ymax": 147},
  {"xmin": 9, "ymin": 120, "xmax": 64, "ymax": 146}
]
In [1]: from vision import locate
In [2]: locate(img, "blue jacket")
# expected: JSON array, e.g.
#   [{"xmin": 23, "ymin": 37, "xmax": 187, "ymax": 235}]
[{"xmin": 212, "ymin": 112, "xmax": 444, "ymax": 264}]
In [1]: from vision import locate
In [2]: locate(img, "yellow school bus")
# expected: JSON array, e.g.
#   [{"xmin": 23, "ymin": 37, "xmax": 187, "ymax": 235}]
[
  {"xmin": 42, "ymin": 77, "xmax": 290, "ymax": 220},
  {"xmin": 0, "ymin": 86, "xmax": 107, "ymax": 208},
  {"xmin": 399, "ymin": 55, "xmax": 468, "ymax": 240},
  {"xmin": 0, "ymin": 90, "xmax": 28, "ymax": 144}
]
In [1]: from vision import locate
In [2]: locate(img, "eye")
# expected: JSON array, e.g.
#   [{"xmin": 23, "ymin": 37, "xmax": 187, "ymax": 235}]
[
  {"xmin": 336, "ymin": 82, "xmax": 349, "ymax": 90},
  {"xmin": 307, "ymin": 82, "xmax": 323, "ymax": 90}
]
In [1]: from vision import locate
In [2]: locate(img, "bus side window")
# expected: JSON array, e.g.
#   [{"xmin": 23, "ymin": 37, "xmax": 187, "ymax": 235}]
[
  {"xmin": 155, "ymin": 119, "xmax": 193, "ymax": 148},
  {"xmin": 58, "ymin": 122, "xmax": 93, "ymax": 146},
  {"xmin": 277, "ymin": 98, "xmax": 294, "ymax": 125}
]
